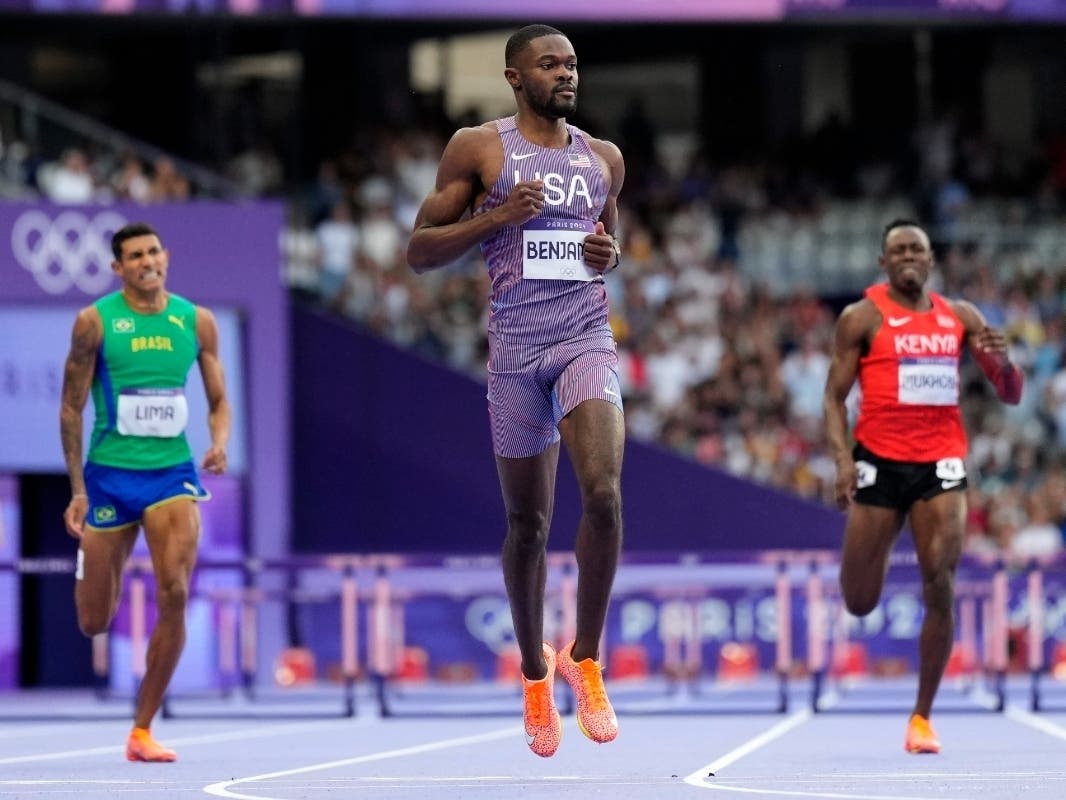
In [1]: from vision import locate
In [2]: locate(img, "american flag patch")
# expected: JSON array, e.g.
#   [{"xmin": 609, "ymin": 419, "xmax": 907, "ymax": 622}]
[{"xmin": 568, "ymin": 151, "xmax": 592, "ymax": 168}]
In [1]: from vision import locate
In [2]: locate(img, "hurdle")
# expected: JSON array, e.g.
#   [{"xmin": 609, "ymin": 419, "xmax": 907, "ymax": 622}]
[
  {"xmin": 1021, "ymin": 555, "xmax": 1066, "ymax": 712},
  {"xmin": 808, "ymin": 550, "xmax": 1008, "ymax": 714},
  {"xmin": 0, "ymin": 554, "xmax": 367, "ymax": 720},
  {"xmin": 598, "ymin": 551, "xmax": 799, "ymax": 715},
  {"xmin": 366, "ymin": 550, "xmax": 804, "ymax": 718},
  {"xmin": 369, "ymin": 553, "xmax": 575, "ymax": 718},
  {"xmin": 0, "ymin": 557, "xmax": 137, "ymax": 720},
  {"xmin": 161, "ymin": 555, "xmax": 362, "ymax": 719}
]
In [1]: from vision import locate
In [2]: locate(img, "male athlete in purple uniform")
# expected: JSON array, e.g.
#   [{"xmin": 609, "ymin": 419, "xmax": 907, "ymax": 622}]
[{"xmin": 407, "ymin": 24, "xmax": 625, "ymax": 757}]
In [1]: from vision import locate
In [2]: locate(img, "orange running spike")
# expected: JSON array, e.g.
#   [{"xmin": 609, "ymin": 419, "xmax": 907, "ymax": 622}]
[
  {"xmin": 522, "ymin": 643, "xmax": 562, "ymax": 757},
  {"xmin": 557, "ymin": 640, "xmax": 618, "ymax": 744},
  {"xmin": 126, "ymin": 728, "xmax": 177, "ymax": 763}
]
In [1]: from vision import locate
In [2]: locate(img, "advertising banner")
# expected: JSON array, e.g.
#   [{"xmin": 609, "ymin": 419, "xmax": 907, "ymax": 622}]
[{"xmin": 0, "ymin": 0, "xmax": 1061, "ymax": 19}]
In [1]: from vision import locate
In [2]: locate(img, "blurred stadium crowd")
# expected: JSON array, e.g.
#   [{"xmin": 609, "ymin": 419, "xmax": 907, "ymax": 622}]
[{"xmin": 4, "ymin": 101, "xmax": 1066, "ymax": 566}]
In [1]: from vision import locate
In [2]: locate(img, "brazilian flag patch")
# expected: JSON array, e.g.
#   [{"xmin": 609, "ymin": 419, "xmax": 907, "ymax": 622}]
[
  {"xmin": 112, "ymin": 318, "xmax": 135, "ymax": 333},
  {"xmin": 93, "ymin": 505, "xmax": 118, "ymax": 524}
]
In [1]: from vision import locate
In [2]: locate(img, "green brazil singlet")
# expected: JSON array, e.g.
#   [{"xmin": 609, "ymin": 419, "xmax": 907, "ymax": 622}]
[{"xmin": 87, "ymin": 291, "xmax": 200, "ymax": 469}]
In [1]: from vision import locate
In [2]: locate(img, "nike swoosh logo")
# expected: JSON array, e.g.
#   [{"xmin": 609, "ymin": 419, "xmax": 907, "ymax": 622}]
[
  {"xmin": 511, "ymin": 153, "xmax": 537, "ymax": 161},
  {"xmin": 941, "ymin": 480, "xmax": 963, "ymax": 489},
  {"xmin": 604, "ymin": 387, "xmax": 620, "ymax": 400},
  {"xmin": 887, "ymin": 316, "xmax": 911, "ymax": 327},
  {"xmin": 526, "ymin": 733, "xmax": 537, "ymax": 746}
]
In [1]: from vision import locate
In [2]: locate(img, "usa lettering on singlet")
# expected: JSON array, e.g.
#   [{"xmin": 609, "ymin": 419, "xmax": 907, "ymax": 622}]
[{"xmin": 476, "ymin": 117, "xmax": 612, "ymax": 346}]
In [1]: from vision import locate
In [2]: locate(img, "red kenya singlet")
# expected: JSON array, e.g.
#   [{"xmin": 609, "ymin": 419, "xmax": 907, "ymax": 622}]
[{"xmin": 853, "ymin": 283, "xmax": 968, "ymax": 461}]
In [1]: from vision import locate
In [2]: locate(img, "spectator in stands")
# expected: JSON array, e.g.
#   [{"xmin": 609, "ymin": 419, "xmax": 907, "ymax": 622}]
[
  {"xmin": 149, "ymin": 156, "xmax": 191, "ymax": 202},
  {"xmin": 315, "ymin": 199, "xmax": 360, "ymax": 309},
  {"xmin": 40, "ymin": 147, "xmax": 96, "ymax": 203},
  {"xmin": 111, "ymin": 153, "xmax": 152, "ymax": 203}
]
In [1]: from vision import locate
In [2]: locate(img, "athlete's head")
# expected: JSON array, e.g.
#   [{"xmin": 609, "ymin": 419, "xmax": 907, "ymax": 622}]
[
  {"xmin": 504, "ymin": 24, "xmax": 577, "ymax": 120},
  {"xmin": 112, "ymin": 222, "xmax": 162, "ymax": 259},
  {"xmin": 111, "ymin": 222, "xmax": 168, "ymax": 291},
  {"xmin": 879, "ymin": 218, "xmax": 933, "ymax": 295}
]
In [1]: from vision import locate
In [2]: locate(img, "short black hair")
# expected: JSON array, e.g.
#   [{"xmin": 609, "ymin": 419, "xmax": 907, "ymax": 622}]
[
  {"xmin": 881, "ymin": 218, "xmax": 927, "ymax": 251},
  {"xmin": 505, "ymin": 24, "xmax": 567, "ymax": 67},
  {"xmin": 112, "ymin": 222, "xmax": 161, "ymax": 259}
]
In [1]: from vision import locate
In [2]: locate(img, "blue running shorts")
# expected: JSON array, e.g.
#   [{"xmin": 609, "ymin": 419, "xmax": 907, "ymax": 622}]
[{"xmin": 83, "ymin": 460, "xmax": 211, "ymax": 531}]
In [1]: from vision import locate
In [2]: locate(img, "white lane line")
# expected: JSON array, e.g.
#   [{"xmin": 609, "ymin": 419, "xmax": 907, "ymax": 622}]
[
  {"xmin": 1005, "ymin": 704, "xmax": 1066, "ymax": 742},
  {"xmin": 0, "ymin": 785, "xmax": 170, "ymax": 789},
  {"xmin": 202, "ymin": 725, "xmax": 523, "ymax": 799},
  {"xmin": 682, "ymin": 710, "xmax": 812, "ymax": 788},
  {"xmin": 0, "ymin": 719, "xmax": 353, "ymax": 765},
  {"xmin": 680, "ymin": 785, "xmax": 970, "ymax": 799}
]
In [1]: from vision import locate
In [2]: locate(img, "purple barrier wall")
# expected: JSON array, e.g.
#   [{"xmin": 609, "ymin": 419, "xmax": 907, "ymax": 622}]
[
  {"xmin": 0, "ymin": 202, "xmax": 288, "ymax": 557},
  {"xmin": 0, "ymin": 476, "xmax": 18, "ymax": 688},
  {"xmin": 291, "ymin": 304, "xmax": 845, "ymax": 553}
]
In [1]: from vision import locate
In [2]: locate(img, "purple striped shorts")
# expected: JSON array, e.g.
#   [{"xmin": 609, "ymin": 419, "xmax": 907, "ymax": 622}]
[{"xmin": 487, "ymin": 328, "xmax": 623, "ymax": 458}]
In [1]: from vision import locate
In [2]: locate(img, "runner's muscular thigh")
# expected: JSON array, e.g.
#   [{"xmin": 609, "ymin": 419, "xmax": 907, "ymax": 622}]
[
  {"xmin": 840, "ymin": 504, "xmax": 905, "ymax": 589},
  {"xmin": 75, "ymin": 524, "xmax": 138, "ymax": 622},
  {"xmin": 141, "ymin": 499, "xmax": 202, "ymax": 589},
  {"xmin": 496, "ymin": 444, "xmax": 560, "ymax": 521},
  {"xmin": 908, "ymin": 491, "xmax": 965, "ymax": 576},
  {"xmin": 559, "ymin": 399, "xmax": 624, "ymax": 485}
]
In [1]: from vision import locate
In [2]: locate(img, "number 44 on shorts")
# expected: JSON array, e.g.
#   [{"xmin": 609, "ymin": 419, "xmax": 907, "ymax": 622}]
[{"xmin": 936, "ymin": 457, "xmax": 965, "ymax": 489}]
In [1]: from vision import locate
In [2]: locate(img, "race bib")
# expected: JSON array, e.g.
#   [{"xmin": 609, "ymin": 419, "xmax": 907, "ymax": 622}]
[
  {"xmin": 898, "ymin": 358, "xmax": 958, "ymax": 405},
  {"xmin": 116, "ymin": 388, "xmax": 188, "ymax": 437},
  {"xmin": 521, "ymin": 219, "xmax": 599, "ymax": 281},
  {"xmin": 855, "ymin": 460, "xmax": 878, "ymax": 489},
  {"xmin": 935, "ymin": 458, "xmax": 966, "ymax": 481}
]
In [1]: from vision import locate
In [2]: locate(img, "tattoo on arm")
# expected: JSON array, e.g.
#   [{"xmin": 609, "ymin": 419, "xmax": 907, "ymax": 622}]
[{"xmin": 59, "ymin": 314, "xmax": 98, "ymax": 491}]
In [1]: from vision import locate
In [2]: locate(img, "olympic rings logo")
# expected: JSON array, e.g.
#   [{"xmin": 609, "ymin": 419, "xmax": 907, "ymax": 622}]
[{"xmin": 11, "ymin": 209, "xmax": 127, "ymax": 295}]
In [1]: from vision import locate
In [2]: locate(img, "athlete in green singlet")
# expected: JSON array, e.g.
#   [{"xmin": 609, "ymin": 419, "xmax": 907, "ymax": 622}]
[{"xmin": 59, "ymin": 222, "xmax": 231, "ymax": 762}]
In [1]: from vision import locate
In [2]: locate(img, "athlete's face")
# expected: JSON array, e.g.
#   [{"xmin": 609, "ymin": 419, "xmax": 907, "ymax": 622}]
[
  {"xmin": 507, "ymin": 35, "xmax": 578, "ymax": 119},
  {"xmin": 880, "ymin": 225, "xmax": 933, "ymax": 295},
  {"xmin": 113, "ymin": 234, "xmax": 169, "ymax": 292}
]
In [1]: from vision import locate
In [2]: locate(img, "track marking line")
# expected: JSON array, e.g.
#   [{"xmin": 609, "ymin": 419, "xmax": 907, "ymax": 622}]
[
  {"xmin": 1005, "ymin": 704, "xmax": 1066, "ymax": 742},
  {"xmin": 0, "ymin": 719, "xmax": 355, "ymax": 765},
  {"xmin": 682, "ymin": 785, "xmax": 986, "ymax": 799},
  {"xmin": 682, "ymin": 709, "xmax": 812, "ymax": 789},
  {"xmin": 202, "ymin": 725, "xmax": 523, "ymax": 799}
]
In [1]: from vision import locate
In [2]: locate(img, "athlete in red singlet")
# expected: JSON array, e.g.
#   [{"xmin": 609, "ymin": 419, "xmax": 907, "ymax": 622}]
[{"xmin": 823, "ymin": 219, "xmax": 1023, "ymax": 754}]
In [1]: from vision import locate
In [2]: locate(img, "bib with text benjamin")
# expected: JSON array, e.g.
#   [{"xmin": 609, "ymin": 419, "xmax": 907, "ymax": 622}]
[{"xmin": 522, "ymin": 219, "xmax": 598, "ymax": 281}]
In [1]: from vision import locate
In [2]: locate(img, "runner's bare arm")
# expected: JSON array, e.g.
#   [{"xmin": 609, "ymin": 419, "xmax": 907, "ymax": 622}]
[
  {"xmin": 584, "ymin": 138, "xmax": 625, "ymax": 273},
  {"xmin": 952, "ymin": 300, "xmax": 1023, "ymax": 405},
  {"xmin": 59, "ymin": 307, "xmax": 102, "ymax": 537},
  {"xmin": 824, "ymin": 301, "xmax": 874, "ymax": 510},
  {"xmin": 407, "ymin": 126, "xmax": 545, "ymax": 272},
  {"xmin": 196, "ymin": 306, "xmax": 231, "ymax": 474}
]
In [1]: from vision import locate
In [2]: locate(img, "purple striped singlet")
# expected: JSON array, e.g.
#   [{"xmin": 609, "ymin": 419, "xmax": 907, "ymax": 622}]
[{"xmin": 477, "ymin": 116, "xmax": 622, "ymax": 458}]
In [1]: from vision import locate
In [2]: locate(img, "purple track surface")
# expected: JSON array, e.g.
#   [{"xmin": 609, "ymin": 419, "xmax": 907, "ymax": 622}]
[{"xmin": 2, "ymin": 679, "xmax": 1065, "ymax": 800}]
